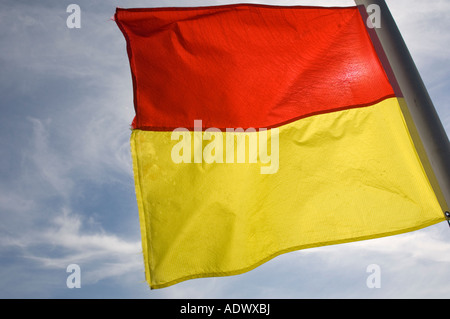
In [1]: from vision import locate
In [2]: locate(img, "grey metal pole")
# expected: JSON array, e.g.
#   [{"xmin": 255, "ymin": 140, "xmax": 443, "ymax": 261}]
[{"xmin": 355, "ymin": 0, "xmax": 450, "ymax": 216}]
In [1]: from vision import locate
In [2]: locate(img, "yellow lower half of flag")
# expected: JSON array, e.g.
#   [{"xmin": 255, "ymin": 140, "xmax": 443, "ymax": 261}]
[{"xmin": 130, "ymin": 97, "xmax": 444, "ymax": 289}]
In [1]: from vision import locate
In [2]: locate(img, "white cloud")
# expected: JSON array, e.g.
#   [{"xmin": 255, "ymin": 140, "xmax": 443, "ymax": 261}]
[
  {"xmin": 24, "ymin": 117, "xmax": 74, "ymax": 199},
  {"xmin": 0, "ymin": 2, "xmax": 140, "ymax": 294},
  {"xmin": 3, "ymin": 206, "xmax": 143, "ymax": 285},
  {"xmin": 387, "ymin": 0, "xmax": 450, "ymax": 63},
  {"xmin": 0, "ymin": 112, "xmax": 141, "ymax": 286},
  {"xmin": 386, "ymin": 0, "xmax": 450, "ymax": 127}
]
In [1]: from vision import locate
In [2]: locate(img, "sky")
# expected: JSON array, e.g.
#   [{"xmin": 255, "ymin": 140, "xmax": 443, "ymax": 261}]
[{"xmin": 0, "ymin": 0, "xmax": 449, "ymax": 299}]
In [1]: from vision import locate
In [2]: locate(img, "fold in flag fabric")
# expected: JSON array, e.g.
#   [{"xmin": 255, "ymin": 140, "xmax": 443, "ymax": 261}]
[{"xmin": 115, "ymin": 4, "xmax": 448, "ymax": 289}]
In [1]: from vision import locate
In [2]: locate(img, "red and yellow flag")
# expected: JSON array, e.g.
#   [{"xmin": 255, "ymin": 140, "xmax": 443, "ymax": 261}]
[{"xmin": 115, "ymin": 4, "xmax": 447, "ymax": 289}]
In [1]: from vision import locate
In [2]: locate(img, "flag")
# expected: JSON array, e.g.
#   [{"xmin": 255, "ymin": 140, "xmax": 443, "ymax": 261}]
[{"xmin": 115, "ymin": 4, "xmax": 448, "ymax": 289}]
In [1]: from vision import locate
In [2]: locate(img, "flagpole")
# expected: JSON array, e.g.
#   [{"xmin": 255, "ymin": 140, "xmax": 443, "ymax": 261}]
[{"xmin": 355, "ymin": 0, "xmax": 450, "ymax": 218}]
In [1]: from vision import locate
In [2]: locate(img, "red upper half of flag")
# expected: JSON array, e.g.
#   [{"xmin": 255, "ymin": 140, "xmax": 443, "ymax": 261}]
[{"xmin": 116, "ymin": 4, "xmax": 395, "ymax": 131}]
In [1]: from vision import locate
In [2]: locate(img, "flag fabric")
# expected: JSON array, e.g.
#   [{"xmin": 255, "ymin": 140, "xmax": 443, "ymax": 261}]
[{"xmin": 115, "ymin": 4, "xmax": 447, "ymax": 289}]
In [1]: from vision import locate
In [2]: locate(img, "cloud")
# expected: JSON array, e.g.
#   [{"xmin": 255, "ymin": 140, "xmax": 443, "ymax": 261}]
[
  {"xmin": 0, "ymin": 201, "xmax": 143, "ymax": 288},
  {"xmin": 387, "ymin": 0, "xmax": 450, "ymax": 63},
  {"xmin": 24, "ymin": 117, "xmax": 75, "ymax": 200},
  {"xmin": 0, "ymin": 2, "xmax": 140, "ymax": 294},
  {"xmin": 386, "ymin": 0, "xmax": 450, "ymax": 127},
  {"xmin": 19, "ymin": 207, "xmax": 142, "ymax": 285}
]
